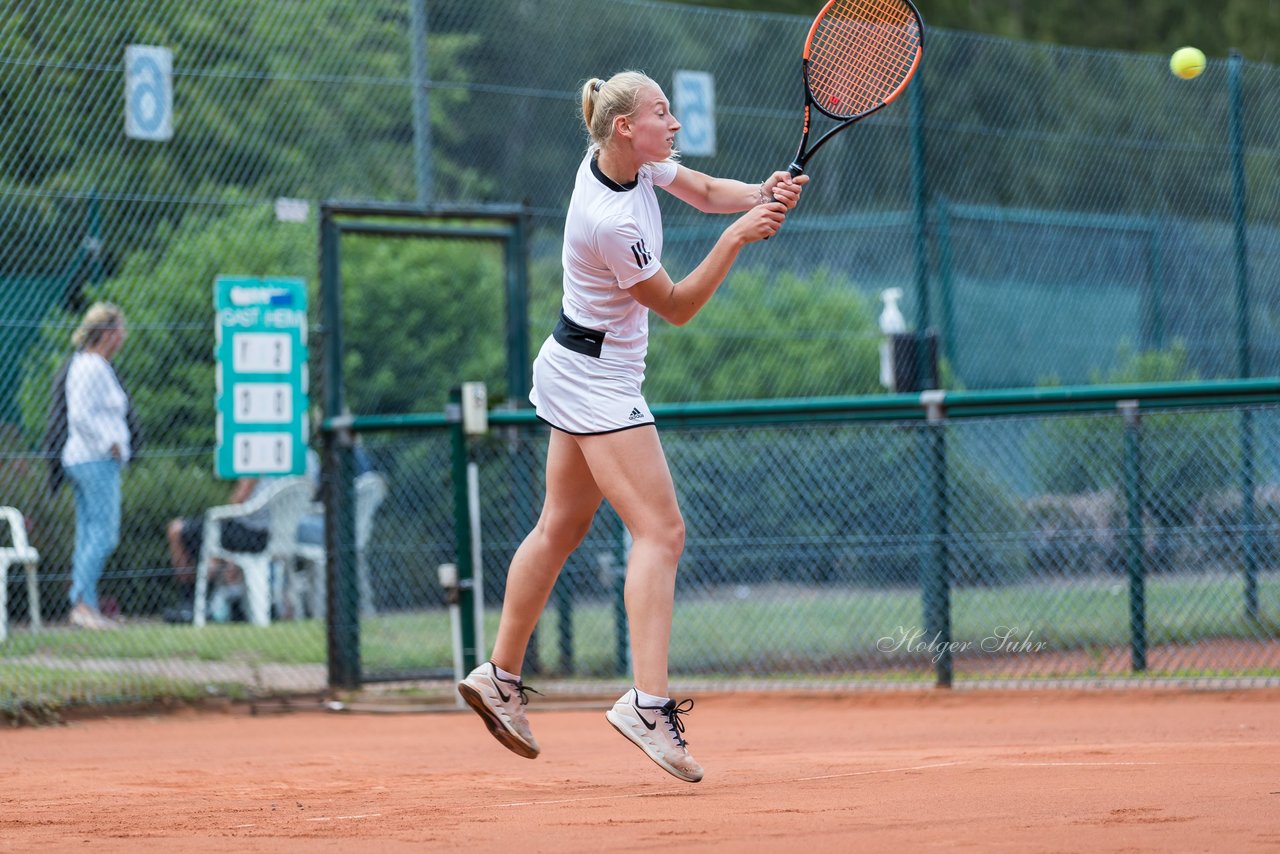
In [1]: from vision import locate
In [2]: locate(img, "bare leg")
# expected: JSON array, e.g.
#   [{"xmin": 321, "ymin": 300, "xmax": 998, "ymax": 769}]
[
  {"xmin": 489, "ymin": 430, "xmax": 603, "ymax": 674},
  {"xmin": 166, "ymin": 519, "xmax": 191, "ymax": 570},
  {"xmin": 576, "ymin": 425, "xmax": 684, "ymax": 698}
]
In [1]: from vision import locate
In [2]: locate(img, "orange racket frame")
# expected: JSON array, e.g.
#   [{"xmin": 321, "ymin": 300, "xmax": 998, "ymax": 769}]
[{"xmin": 786, "ymin": 0, "xmax": 924, "ymax": 177}]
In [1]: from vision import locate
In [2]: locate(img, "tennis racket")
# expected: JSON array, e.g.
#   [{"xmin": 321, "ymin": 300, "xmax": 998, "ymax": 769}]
[{"xmin": 783, "ymin": 0, "xmax": 924, "ymax": 178}]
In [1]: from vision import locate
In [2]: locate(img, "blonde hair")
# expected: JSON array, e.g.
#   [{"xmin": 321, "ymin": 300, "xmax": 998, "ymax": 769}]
[
  {"xmin": 581, "ymin": 71, "xmax": 663, "ymax": 150},
  {"xmin": 72, "ymin": 302, "xmax": 125, "ymax": 349}
]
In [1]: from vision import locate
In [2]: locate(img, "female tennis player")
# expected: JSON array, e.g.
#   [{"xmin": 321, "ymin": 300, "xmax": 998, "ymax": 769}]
[{"xmin": 459, "ymin": 71, "xmax": 807, "ymax": 783}]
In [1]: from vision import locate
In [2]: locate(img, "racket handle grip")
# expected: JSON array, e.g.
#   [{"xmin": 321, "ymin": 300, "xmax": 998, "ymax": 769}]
[
  {"xmin": 761, "ymin": 164, "xmax": 805, "ymax": 241},
  {"xmin": 769, "ymin": 164, "xmax": 806, "ymax": 201}
]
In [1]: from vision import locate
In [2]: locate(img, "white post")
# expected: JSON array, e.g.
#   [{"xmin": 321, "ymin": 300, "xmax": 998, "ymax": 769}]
[
  {"xmin": 468, "ymin": 460, "xmax": 485, "ymax": 664},
  {"xmin": 438, "ymin": 562, "xmax": 466, "ymax": 707}
]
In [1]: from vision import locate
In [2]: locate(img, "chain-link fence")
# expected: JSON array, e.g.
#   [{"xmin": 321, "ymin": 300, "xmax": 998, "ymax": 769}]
[
  {"xmin": 3, "ymin": 0, "xmax": 1280, "ymax": 712},
  {"xmin": 354, "ymin": 389, "xmax": 1280, "ymax": 691},
  {"xmin": 6, "ymin": 390, "xmax": 1279, "ymax": 713}
]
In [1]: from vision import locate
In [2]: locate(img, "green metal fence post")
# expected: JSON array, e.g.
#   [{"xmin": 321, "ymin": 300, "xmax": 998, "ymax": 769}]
[
  {"xmin": 505, "ymin": 212, "xmax": 539, "ymax": 673},
  {"xmin": 320, "ymin": 209, "xmax": 343, "ymax": 421},
  {"xmin": 87, "ymin": 192, "xmax": 104, "ymax": 285},
  {"xmin": 326, "ymin": 429, "xmax": 359, "ymax": 688},
  {"xmin": 910, "ymin": 63, "xmax": 934, "ymax": 390},
  {"xmin": 614, "ymin": 507, "xmax": 630, "ymax": 678},
  {"xmin": 1228, "ymin": 50, "xmax": 1250, "ymax": 381},
  {"xmin": 518, "ymin": 433, "xmax": 542, "ymax": 677},
  {"xmin": 409, "ymin": 0, "xmax": 433, "ymax": 205},
  {"xmin": 449, "ymin": 388, "xmax": 480, "ymax": 672},
  {"xmin": 1241, "ymin": 409, "xmax": 1259, "ymax": 621},
  {"xmin": 936, "ymin": 195, "xmax": 956, "ymax": 382},
  {"xmin": 505, "ymin": 214, "xmax": 531, "ymax": 405},
  {"xmin": 1119, "ymin": 400, "xmax": 1146, "ymax": 673},
  {"xmin": 555, "ymin": 568, "xmax": 574, "ymax": 674},
  {"xmin": 319, "ymin": 207, "xmax": 362, "ymax": 690},
  {"xmin": 920, "ymin": 391, "xmax": 951, "ymax": 688},
  {"xmin": 1145, "ymin": 220, "xmax": 1165, "ymax": 351},
  {"xmin": 1228, "ymin": 49, "xmax": 1259, "ymax": 622}
]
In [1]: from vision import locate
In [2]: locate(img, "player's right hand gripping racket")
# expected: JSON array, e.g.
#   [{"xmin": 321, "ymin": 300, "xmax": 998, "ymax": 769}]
[{"xmin": 783, "ymin": 0, "xmax": 924, "ymax": 178}]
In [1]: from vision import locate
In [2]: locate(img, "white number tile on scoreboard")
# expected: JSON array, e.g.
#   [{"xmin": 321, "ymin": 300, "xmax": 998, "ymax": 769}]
[
  {"xmin": 234, "ymin": 382, "xmax": 293, "ymax": 424},
  {"xmin": 233, "ymin": 433, "xmax": 294, "ymax": 474},
  {"xmin": 233, "ymin": 332, "xmax": 292, "ymax": 373}
]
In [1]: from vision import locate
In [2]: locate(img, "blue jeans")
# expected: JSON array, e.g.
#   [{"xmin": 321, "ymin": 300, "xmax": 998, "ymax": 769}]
[{"xmin": 65, "ymin": 459, "xmax": 121, "ymax": 611}]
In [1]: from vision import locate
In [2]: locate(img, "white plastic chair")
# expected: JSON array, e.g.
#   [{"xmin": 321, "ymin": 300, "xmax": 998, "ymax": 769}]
[
  {"xmin": 0, "ymin": 506, "xmax": 42, "ymax": 642},
  {"xmin": 193, "ymin": 477, "xmax": 314, "ymax": 627},
  {"xmin": 292, "ymin": 471, "xmax": 387, "ymax": 619}
]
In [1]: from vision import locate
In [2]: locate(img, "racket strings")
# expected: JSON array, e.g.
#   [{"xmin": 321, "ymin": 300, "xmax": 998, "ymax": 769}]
[{"xmin": 806, "ymin": 0, "xmax": 921, "ymax": 118}]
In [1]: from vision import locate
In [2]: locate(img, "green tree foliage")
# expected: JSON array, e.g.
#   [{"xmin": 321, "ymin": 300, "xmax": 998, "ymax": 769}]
[
  {"xmin": 0, "ymin": 0, "xmax": 484, "ymax": 277},
  {"xmin": 678, "ymin": 0, "xmax": 1280, "ymax": 62},
  {"xmin": 18, "ymin": 204, "xmax": 512, "ymax": 452},
  {"xmin": 527, "ymin": 254, "xmax": 889, "ymax": 403},
  {"xmin": 336, "ymin": 231, "xmax": 509, "ymax": 414},
  {"xmin": 646, "ymin": 267, "xmax": 882, "ymax": 401},
  {"xmin": 424, "ymin": 0, "xmax": 803, "ymax": 219}
]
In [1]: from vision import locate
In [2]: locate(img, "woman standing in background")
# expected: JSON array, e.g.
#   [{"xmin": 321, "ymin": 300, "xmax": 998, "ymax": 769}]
[{"xmin": 60, "ymin": 302, "xmax": 132, "ymax": 630}]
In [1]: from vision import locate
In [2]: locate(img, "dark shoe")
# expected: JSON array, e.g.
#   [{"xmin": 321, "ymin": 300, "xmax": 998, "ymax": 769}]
[{"xmin": 163, "ymin": 603, "xmax": 195, "ymax": 623}]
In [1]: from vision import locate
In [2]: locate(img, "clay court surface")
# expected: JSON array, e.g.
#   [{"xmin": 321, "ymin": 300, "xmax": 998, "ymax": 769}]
[{"xmin": 3, "ymin": 689, "xmax": 1278, "ymax": 852}]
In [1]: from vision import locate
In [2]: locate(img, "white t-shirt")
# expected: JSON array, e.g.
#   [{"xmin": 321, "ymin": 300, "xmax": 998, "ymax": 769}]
[
  {"xmin": 559, "ymin": 150, "xmax": 679, "ymax": 367},
  {"xmin": 61, "ymin": 351, "xmax": 131, "ymax": 466}
]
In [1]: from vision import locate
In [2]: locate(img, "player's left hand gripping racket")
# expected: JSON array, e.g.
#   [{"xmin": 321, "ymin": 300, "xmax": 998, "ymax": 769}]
[{"xmin": 783, "ymin": 0, "xmax": 924, "ymax": 178}]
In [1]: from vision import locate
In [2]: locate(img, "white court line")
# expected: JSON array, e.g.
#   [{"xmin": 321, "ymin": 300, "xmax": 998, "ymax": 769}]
[
  {"xmin": 997, "ymin": 761, "xmax": 1163, "ymax": 767},
  {"xmin": 304, "ymin": 813, "xmax": 383, "ymax": 822},
  {"xmin": 483, "ymin": 761, "xmax": 966, "ymax": 809},
  {"xmin": 788, "ymin": 760, "xmax": 964, "ymax": 783}
]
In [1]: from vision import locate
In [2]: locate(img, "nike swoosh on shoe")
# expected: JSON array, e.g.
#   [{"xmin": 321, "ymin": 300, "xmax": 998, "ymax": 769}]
[{"xmin": 633, "ymin": 706, "xmax": 658, "ymax": 730}]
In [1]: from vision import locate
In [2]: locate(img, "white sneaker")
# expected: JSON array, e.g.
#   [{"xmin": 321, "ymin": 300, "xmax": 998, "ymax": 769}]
[
  {"xmin": 457, "ymin": 662, "xmax": 540, "ymax": 759},
  {"xmin": 69, "ymin": 603, "xmax": 117, "ymax": 631},
  {"xmin": 606, "ymin": 689, "xmax": 704, "ymax": 783}
]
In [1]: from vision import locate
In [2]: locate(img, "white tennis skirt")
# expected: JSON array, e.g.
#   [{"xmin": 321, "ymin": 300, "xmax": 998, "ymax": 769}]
[{"xmin": 529, "ymin": 336, "xmax": 654, "ymax": 435}]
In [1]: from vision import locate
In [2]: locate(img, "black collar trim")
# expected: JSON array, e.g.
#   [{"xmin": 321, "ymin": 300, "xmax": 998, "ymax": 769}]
[{"xmin": 591, "ymin": 156, "xmax": 638, "ymax": 192}]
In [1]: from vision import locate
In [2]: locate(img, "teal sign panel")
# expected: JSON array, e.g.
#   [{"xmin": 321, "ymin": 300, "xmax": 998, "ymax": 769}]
[{"xmin": 214, "ymin": 276, "xmax": 308, "ymax": 478}]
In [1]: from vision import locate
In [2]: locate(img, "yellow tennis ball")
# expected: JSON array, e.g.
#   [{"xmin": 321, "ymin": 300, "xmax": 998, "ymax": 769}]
[{"xmin": 1170, "ymin": 46, "xmax": 1206, "ymax": 79}]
